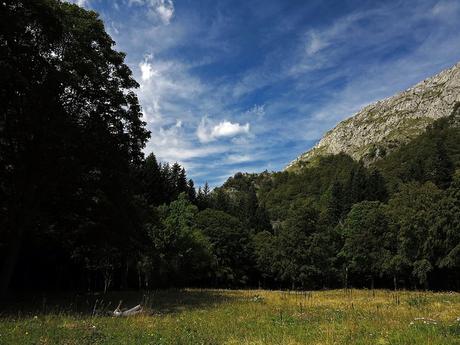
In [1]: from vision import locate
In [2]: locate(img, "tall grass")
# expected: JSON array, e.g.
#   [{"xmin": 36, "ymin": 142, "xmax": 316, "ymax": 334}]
[{"xmin": 1, "ymin": 289, "xmax": 459, "ymax": 344}]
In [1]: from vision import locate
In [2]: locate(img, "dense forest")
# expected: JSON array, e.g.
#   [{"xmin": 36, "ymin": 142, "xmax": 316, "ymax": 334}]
[{"xmin": 1, "ymin": 0, "xmax": 459, "ymax": 298}]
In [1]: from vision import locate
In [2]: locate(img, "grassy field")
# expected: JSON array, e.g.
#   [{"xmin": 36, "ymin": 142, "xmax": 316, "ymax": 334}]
[{"xmin": 1, "ymin": 289, "xmax": 459, "ymax": 345}]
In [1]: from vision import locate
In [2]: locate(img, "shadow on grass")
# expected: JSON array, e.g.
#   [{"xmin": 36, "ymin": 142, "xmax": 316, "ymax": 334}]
[{"xmin": 0, "ymin": 289, "xmax": 236, "ymax": 318}]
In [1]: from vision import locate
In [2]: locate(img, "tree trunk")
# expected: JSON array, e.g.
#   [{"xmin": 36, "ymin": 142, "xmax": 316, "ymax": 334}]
[
  {"xmin": 1, "ymin": 170, "xmax": 37, "ymax": 298},
  {"xmin": 344, "ymin": 267, "xmax": 348, "ymax": 289},
  {"xmin": 103, "ymin": 269, "xmax": 112, "ymax": 293},
  {"xmin": 121, "ymin": 260, "xmax": 129, "ymax": 290},
  {"xmin": 137, "ymin": 265, "xmax": 142, "ymax": 289},
  {"xmin": 0, "ymin": 224, "xmax": 24, "ymax": 298}
]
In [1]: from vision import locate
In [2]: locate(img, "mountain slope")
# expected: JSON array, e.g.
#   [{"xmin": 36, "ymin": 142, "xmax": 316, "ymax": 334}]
[{"xmin": 286, "ymin": 62, "xmax": 460, "ymax": 171}]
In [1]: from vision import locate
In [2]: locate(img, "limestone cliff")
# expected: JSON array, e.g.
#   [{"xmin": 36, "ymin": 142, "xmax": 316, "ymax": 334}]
[{"xmin": 286, "ymin": 62, "xmax": 460, "ymax": 171}]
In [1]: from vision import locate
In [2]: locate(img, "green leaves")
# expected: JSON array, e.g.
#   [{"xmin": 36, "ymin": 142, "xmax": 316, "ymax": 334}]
[
  {"xmin": 340, "ymin": 201, "xmax": 392, "ymax": 284},
  {"xmin": 145, "ymin": 194, "xmax": 213, "ymax": 286}
]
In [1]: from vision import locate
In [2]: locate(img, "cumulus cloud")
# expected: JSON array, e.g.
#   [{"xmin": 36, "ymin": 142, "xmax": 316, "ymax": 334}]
[
  {"xmin": 213, "ymin": 121, "xmax": 250, "ymax": 137},
  {"xmin": 197, "ymin": 118, "xmax": 250, "ymax": 143}
]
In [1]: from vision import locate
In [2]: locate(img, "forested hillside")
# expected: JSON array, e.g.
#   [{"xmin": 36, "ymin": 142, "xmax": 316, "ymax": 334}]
[
  {"xmin": 1, "ymin": 0, "xmax": 459, "ymax": 298},
  {"xmin": 252, "ymin": 107, "xmax": 460, "ymax": 290}
]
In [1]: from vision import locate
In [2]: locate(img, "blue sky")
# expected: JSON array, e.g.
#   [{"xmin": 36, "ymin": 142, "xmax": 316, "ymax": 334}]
[{"xmin": 70, "ymin": 0, "xmax": 460, "ymax": 187}]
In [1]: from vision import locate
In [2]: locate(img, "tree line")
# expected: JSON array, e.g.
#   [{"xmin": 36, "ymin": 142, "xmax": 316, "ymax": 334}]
[{"xmin": 1, "ymin": 0, "xmax": 459, "ymax": 297}]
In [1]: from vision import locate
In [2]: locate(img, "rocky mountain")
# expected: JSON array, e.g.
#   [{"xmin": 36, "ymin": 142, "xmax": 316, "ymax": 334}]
[{"xmin": 286, "ymin": 62, "xmax": 460, "ymax": 171}]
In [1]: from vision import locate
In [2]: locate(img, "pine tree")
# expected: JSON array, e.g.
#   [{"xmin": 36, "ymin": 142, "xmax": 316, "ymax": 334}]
[
  {"xmin": 170, "ymin": 162, "xmax": 182, "ymax": 200},
  {"xmin": 160, "ymin": 163, "xmax": 172, "ymax": 202},
  {"xmin": 142, "ymin": 153, "xmax": 163, "ymax": 206},
  {"xmin": 203, "ymin": 182, "xmax": 210, "ymax": 197},
  {"xmin": 367, "ymin": 169, "xmax": 388, "ymax": 202},
  {"xmin": 350, "ymin": 164, "xmax": 368, "ymax": 203},
  {"xmin": 177, "ymin": 167, "xmax": 188, "ymax": 195},
  {"xmin": 325, "ymin": 180, "xmax": 343, "ymax": 224},
  {"xmin": 431, "ymin": 139, "xmax": 454, "ymax": 188},
  {"xmin": 213, "ymin": 188, "xmax": 230, "ymax": 213},
  {"xmin": 196, "ymin": 183, "xmax": 211, "ymax": 210},
  {"xmin": 187, "ymin": 179, "xmax": 197, "ymax": 203}
]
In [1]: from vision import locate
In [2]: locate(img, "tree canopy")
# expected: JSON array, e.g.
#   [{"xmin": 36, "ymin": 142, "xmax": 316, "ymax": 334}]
[{"xmin": 1, "ymin": 0, "xmax": 460, "ymax": 295}]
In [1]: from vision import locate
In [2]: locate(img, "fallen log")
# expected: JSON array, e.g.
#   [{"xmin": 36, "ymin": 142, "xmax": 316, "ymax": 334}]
[{"xmin": 113, "ymin": 300, "xmax": 143, "ymax": 317}]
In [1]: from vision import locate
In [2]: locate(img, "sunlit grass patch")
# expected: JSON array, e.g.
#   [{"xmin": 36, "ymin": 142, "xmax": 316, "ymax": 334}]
[{"xmin": 1, "ymin": 289, "xmax": 459, "ymax": 345}]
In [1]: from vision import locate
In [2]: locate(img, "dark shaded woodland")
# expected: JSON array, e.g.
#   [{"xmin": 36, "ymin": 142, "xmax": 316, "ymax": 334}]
[{"xmin": 1, "ymin": 1, "xmax": 459, "ymax": 298}]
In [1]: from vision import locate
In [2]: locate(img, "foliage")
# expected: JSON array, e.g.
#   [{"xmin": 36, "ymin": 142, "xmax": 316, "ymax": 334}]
[
  {"xmin": 339, "ymin": 201, "xmax": 394, "ymax": 288},
  {"xmin": 1, "ymin": 0, "xmax": 460, "ymax": 294},
  {"xmin": 0, "ymin": 0, "xmax": 149, "ymax": 294},
  {"xmin": 195, "ymin": 209, "xmax": 254, "ymax": 286},
  {"xmin": 144, "ymin": 194, "xmax": 213, "ymax": 287}
]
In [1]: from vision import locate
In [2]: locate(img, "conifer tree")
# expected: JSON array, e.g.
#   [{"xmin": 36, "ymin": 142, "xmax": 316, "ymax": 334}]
[
  {"xmin": 187, "ymin": 179, "xmax": 197, "ymax": 203},
  {"xmin": 177, "ymin": 167, "xmax": 188, "ymax": 195},
  {"xmin": 367, "ymin": 169, "xmax": 388, "ymax": 201},
  {"xmin": 325, "ymin": 180, "xmax": 343, "ymax": 224}
]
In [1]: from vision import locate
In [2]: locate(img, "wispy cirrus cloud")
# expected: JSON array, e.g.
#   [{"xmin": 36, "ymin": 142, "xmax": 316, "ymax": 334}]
[
  {"xmin": 305, "ymin": 32, "xmax": 329, "ymax": 56},
  {"xmin": 128, "ymin": 0, "xmax": 175, "ymax": 24},
  {"xmin": 281, "ymin": 0, "xmax": 460, "ymax": 143},
  {"xmin": 71, "ymin": 0, "xmax": 460, "ymax": 186},
  {"xmin": 154, "ymin": 0, "xmax": 174, "ymax": 24}
]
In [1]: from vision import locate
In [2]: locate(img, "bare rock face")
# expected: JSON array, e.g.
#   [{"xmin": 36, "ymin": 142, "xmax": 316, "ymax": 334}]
[{"xmin": 286, "ymin": 62, "xmax": 460, "ymax": 171}]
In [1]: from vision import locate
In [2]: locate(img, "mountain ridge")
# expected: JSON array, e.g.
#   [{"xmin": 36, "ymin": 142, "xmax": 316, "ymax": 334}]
[{"xmin": 286, "ymin": 62, "xmax": 460, "ymax": 171}]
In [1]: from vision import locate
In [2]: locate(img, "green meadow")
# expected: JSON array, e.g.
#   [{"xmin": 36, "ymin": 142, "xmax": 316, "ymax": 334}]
[{"xmin": 1, "ymin": 289, "xmax": 459, "ymax": 345}]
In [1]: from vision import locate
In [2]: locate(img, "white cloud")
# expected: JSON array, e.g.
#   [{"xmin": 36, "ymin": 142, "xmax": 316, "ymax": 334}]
[
  {"xmin": 66, "ymin": 0, "xmax": 89, "ymax": 7},
  {"xmin": 141, "ymin": 100, "xmax": 162, "ymax": 124},
  {"xmin": 156, "ymin": 145, "xmax": 226, "ymax": 162},
  {"xmin": 244, "ymin": 104, "xmax": 265, "ymax": 119},
  {"xmin": 104, "ymin": 0, "xmax": 460, "ymax": 186},
  {"xmin": 155, "ymin": 0, "xmax": 175, "ymax": 24},
  {"xmin": 432, "ymin": 0, "xmax": 460, "ymax": 16},
  {"xmin": 144, "ymin": 121, "xmax": 227, "ymax": 163},
  {"xmin": 128, "ymin": 0, "xmax": 175, "ymax": 25},
  {"xmin": 213, "ymin": 121, "xmax": 250, "ymax": 137},
  {"xmin": 134, "ymin": 53, "xmax": 207, "ymax": 127},
  {"xmin": 305, "ymin": 32, "xmax": 328, "ymax": 56},
  {"xmin": 225, "ymin": 154, "xmax": 253, "ymax": 164},
  {"xmin": 109, "ymin": 21, "xmax": 120, "ymax": 35},
  {"xmin": 139, "ymin": 61, "xmax": 154, "ymax": 81},
  {"xmin": 197, "ymin": 118, "xmax": 250, "ymax": 143}
]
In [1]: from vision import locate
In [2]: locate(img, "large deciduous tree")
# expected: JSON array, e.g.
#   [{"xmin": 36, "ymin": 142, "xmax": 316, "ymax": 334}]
[
  {"xmin": 0, "ymin": 0, "xmax": 149, "ymax": 295},
  {"xmin": 195, "ymin": 208, "xmax": 254, "ymax": 286},
  {"xmin": 340, "ymin": 201, "xmax": 393, "ymax": 289},
  {"xmin": 145, "ymin": 194, "xmax": 213, "ymax": 287}
]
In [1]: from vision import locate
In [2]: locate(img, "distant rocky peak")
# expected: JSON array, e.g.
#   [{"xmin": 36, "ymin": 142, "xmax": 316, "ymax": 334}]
[{"xmin": 286, "ymin": 62, "xmax": 460, "ymax": 171}]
